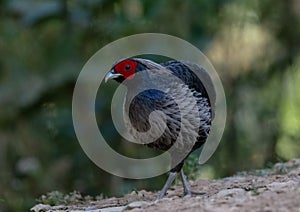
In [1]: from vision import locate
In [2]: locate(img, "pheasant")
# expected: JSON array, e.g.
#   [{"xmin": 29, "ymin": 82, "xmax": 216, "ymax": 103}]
[{"xmin": 105, "ymin": 58, "xmax": 215, "ymax": 199}]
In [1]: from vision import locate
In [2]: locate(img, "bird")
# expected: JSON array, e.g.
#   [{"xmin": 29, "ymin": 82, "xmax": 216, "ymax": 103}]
[{"xmin": 105, "ymin": 57, "xmax": 215, "ymax": 199}]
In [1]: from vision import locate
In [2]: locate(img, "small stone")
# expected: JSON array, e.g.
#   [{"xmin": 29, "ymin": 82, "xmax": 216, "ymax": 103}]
[
  {"xmin": 85, "ymin": 206, "xmax": 98, "ymax": 211},
  {"xmin": 100, "ymin": 206, "xmax": 126, "ymax": 212},
  {"xmin": 30, "ymin": 204, "xmax": 51, "ymax": 212},
  {"xmin": 127, "ymin": 201, "xmax": 150, "ymax": 209},
  {"xmin": 267, "ymin": 180, "xmax": 298, "ymax": 191},
  {"xmin": 214, "ymin": 188, "xmax": 246, "ymax": 198}
]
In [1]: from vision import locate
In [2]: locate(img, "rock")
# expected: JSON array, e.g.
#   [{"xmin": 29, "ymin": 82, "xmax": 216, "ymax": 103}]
[
  {"xmin": 213, "ymin": 188, "xmax": 246, "ymax": 198},
  {"xmin": 126, "ymin": 201, "xmax": 151, "ymax": 209},
  {"xmin": 97, "ymin": 206, "xmax": 126, "ymax": 212},
  {"xmin": 30, "ymin": 204, "xmax": 51, "ymax": 212},
  {"xmin": 266, "ymin": 180, "xmax": 299, "ymax": 191}
]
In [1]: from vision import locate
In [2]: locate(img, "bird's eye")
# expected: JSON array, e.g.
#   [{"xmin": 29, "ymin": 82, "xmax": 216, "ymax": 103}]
[{"xmin": 125, "ymin": 64, "xmax": 131, "ymax": 71}]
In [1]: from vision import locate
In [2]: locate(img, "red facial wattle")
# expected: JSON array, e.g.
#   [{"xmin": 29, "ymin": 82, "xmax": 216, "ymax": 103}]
[{"xmin": 114, "ymin": 60, "xmax": 137, "ymax": 80}]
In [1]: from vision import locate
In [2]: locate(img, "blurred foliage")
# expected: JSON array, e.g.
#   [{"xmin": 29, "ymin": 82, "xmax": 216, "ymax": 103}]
[
  {"xmin": 0, "ymin": 0, "xmax": 300, "ymax": 211},
  {"xmin": 37, "ymin": 190, "xmax": 87, "ymax": 206}
]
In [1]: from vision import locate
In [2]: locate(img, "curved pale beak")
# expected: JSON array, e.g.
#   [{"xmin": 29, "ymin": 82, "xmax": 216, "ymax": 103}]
[{"xmin": 104, "ymin": 69, "xmax": 122, "ymax": 82}]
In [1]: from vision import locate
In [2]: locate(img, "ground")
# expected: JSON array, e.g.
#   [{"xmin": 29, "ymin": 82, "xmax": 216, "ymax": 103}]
[{"xmin": 31, "ymin": 158, "xmax": 300, "ymax": 212}]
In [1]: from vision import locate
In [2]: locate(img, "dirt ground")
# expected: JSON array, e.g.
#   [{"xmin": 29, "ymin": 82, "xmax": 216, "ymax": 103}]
[{"xmin": 31, "ymin": 158, "xmax": 300, "ymax": 212}]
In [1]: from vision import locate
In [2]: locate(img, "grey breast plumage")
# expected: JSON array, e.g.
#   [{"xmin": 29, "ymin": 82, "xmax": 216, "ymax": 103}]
[{"xmin": 123, "ymin": 60, "xmax": 214, "ymax": 164}]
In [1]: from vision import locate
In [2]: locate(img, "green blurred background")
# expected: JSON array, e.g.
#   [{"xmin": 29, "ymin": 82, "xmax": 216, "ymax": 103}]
[{"xmin": 1, "ymin": 0, "xmax": 300, "ymax": 211}]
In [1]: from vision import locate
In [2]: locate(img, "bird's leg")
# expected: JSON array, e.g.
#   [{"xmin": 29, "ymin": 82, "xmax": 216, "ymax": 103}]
[
  {"xmin": 157, "ymin": 172, "xmax": 178, "ymax": 199},
  {"xmin": 180, "ymin": 169, "xmax": 192, "ymax": 197}
]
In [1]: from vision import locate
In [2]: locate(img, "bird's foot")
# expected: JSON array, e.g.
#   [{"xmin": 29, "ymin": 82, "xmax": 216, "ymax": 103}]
[
  {"xmin": 157, "ymin": 190, "xmax": 167, "ymax": 200},
  {"xmin": 180, "ymin": 170, "xmax": 192, "ymax": 197},
  {"xmin": 156, "ymin": 172, "xmax": 178, "ymax": 200}
]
